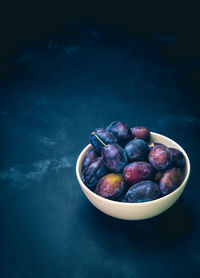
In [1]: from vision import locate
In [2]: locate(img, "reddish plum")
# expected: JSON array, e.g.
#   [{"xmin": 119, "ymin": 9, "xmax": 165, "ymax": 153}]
[
  {"xmin": 123, "ymin": 161, "xmax": 153, "ymax": 185},
  {"xmin": 131, "ymin": 126, "xmax": 151, "ymax": 142},
  {"xmin": 159, "ymin": 168, "xmax": 182, "ymax": 195},
  {"xmin": 148, "ymin": 146, "xmax": 172, "ymax": 170},
  {"xmin": 96, "ymin": 173, "xmax": 125, "ymax": 200}
]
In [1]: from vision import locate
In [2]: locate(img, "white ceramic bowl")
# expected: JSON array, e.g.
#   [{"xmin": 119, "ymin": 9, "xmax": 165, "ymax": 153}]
[{"xmin": 76, "ymin": 132, "xmax": 190, "ymax": 220}]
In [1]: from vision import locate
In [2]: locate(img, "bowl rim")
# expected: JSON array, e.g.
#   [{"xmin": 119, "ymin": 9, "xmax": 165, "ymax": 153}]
[{"xmin": 76, "ymin": 132, "xmax": 191, "ymax": 206}]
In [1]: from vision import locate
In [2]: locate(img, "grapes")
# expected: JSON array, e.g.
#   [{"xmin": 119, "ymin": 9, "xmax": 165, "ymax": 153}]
[
  {"xmin": 124, "ymin": 139, "xmax": 149, "ymax": 162},
  {"xmin": 123, "ymin": 162, "xmax": 153, "ymax": 185},
  {"xmin": 106, "ymin": 121, "xmax": 132, "ymax": 147},
  {"xmin": 126, "ymin": 180, "xmax": 160, "ymax": 203},
  {"xmin": 95, "ymin": 173, "xmax": 125, "ymax": 199},
  {"xmin": 148, "ymin": 146, "xmax": 172, "ymax": 170},
  {"xmin": 102, "ymin": 144, "xmax": 128, "ymax": 173},
  {"xmin": 131, "ymin": 126, "xmax": 151, "ymax": 142}
]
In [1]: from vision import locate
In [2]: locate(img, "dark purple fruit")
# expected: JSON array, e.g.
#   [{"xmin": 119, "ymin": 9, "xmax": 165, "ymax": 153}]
[
  {"xmin": 82, "ymin": 148, "xmax": 99, "ymax": 171},
  {"xmin": 102, "ymin": 144, "xmax": 128, "ymax": 173},
  {"xmin": 89, "ymin": 128, "xmax": 117, "ymax": 154},
  {"xmin": 131, "ymin": 126, "xmax": 151, "ymax": 142},
  {"xmin": 123, "ymin": 162, "xmax": 153, "ymax": 185},
  {"xmin": 169, "ymin": 148, "xmax": 185, "ymax": 168},
  {"xmin": 124, "ymin": 139, "xmax": 149, "ymax": 162},
  {"xmin": 149, "ymin": 142, "xmax": 166, "ymax": 150},
  {"xmin": 95, "ymin": 173, "xmax": 125, "ymax": 200},
  {"xmin": 154, "ymin": 171, "xmax": 164, "ymax": 183},
  {"xmin": 159, "ymin": 168, "xmax": 182, "ymax": 195},
  {"xmin": 148, "ymin": 146, "xmax": 172, "ymax": 170},
  {"xmin": 106, "ymin": 121, "xmax": 132, "ymax": 147},
  {"xmin": 125, "ymin": 180, "xmax": 160, "ymax": 203},
  {"xmin": 82, "ymin": 157, "xmax": 108, "ymax": 189}
]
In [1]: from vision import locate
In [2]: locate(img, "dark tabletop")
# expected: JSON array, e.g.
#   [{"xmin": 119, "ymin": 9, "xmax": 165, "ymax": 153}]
[{"xmin": 0, "ymin": 21, "xmax": 200, "ymax": 278}]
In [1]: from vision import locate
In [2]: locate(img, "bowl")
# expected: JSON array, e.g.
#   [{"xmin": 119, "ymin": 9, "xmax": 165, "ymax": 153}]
[{"xmin": 76, "ymin": 132, "xmax": 190, "ymax": 220}]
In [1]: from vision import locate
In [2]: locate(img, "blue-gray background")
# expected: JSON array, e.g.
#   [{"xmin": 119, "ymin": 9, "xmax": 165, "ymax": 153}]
[{"xmin": 0, "ymin": 2, "xmax": 200, "ymax": 277}]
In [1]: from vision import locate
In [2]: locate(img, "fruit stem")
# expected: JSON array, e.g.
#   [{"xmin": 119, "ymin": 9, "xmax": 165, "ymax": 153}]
[{"xmin": 92, "ymin": 132, "xmax": 108, "ymax": 148}]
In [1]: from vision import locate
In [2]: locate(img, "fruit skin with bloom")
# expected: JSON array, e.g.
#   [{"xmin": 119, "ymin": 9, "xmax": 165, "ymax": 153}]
[
  {"xmin": 159, "ymin": 168, "xmax": 182, "ymax": 195},
  {"xmin": 96, "ymin": 173, "xmax": 125, "ymax": 199},
  {"xmin": 126, "ymin": 180, "xmax": 160, "ymax": 203},
  {"xmin": 124, "ymin": 139, "xmax": 150, "ymax": 162},
  {"xmin": 169, "ymin": 148, "xmax": 185, "ymax": 168},
  {"xmin": 102, "ymin": 144, "xmax": 128, "ymax": 173},
  {"xmin": 123, "ymin": 161, "xmax": 153, "ymax": 185},
  {"xmin": 89, "ymin": 128, "xmax": 117, "ymax": 154},
  {"xmin": 82, "ymin": 148, "xmax": 99, "ymax": 171},
  {"xmin": 148, "ymin": 145, "xmax": 172, "ymax": 170},
  {"xmin": 131, "ymin": 126, "xmax": 151, "ymax": 142},
  {"xmin": 106, "ymin": 121, "xmax": 133, "ymax": 147},
  {"xmin": 82, "ymin": 157, "xmax": 108, "ymax": 189}
]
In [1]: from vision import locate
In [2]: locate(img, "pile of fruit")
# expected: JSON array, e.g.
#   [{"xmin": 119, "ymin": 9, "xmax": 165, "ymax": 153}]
[{"xmin": 81, "ymin": 121, "xmax": 185, "ymax": 203}]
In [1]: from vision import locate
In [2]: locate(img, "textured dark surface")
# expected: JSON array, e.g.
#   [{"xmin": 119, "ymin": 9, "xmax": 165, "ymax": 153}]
[{"xmin": 0, "ymin": 22, "xmax": 200, "ymax": 278}]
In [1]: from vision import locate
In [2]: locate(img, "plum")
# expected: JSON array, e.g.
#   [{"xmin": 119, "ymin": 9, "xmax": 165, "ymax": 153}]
[
  {"xmin": 95, "ymin": 173, "xmax": 125, "ymax": 199},
  {"xmin": 82, "ymin": 148, "xmax": 99, "ymax": 171},
  {"xmin": 148, "ymin": 145, "xmax": 172, "ymax": 170},
  {"xmin": 131, "ymin": 126, "xmax": 151, "ymax": 142},
  {"xmin": 89, "ymin": 128, "xmax": 117, "ymax": 154},
  {"xmin": 106, "ymin": 121, "xmax": 132, "ymax": 147},
  {"xmin": 154, "ymin": 171, "xmax": 164, "ymax": 183},
  {"xmin": 149, "ymin": 142, "xmax": 166, "ymax": 150},
  {"xmin": 82, "ymin": 157, "xmax": 108, "ymax": 189},
  {"xmin": 124, "ymin": 139, "xmax": 149, "ymax": 162},
  {"xmin": 102, "ymin": 144, "xmax": 128, "ymax": 173},
  {"xmin": 126, "ymin": 180, "xmax": 160, "ymax": 203},
  {"xmin": 159, "ymin": 168, "xmax": 182, "ymax": 195},
  {"xmin": 169, "ymin": 148, "xmax": 185, "ymax": 168},
  {"xmin": 123, "ymin": 161, "xmax": 153, "ymax": 185}
]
